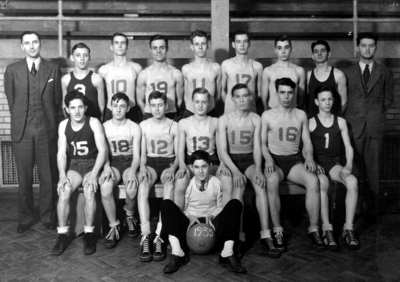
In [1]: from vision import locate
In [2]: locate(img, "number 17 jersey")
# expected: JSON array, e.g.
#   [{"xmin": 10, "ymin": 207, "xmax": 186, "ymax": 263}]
[{"xmin": 103, "ymin": 120, "xmax": 136, "ymax": 156}]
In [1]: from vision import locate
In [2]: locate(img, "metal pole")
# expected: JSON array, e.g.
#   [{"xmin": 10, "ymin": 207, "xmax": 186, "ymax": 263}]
[
  {"xmin": 58, "ymin": 0, "xmax": 63, "ymax": 57},
  {"xmin": 353, "ymin": 0, "xmax": 358, "ymax": 58}
]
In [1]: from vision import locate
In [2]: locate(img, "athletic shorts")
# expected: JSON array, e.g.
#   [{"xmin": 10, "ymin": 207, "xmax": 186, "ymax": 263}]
[
  {"xmin": 69, "ymin": 158, "xmax": 96, "ymax": 177},
  {"xmin": 185, "ymin": 153, "xmax": 220, "ymax": 166},
  {"xmin": 271, "ymin": 153, "xmax": 303, "ymax": 178},
  {"xmin": 315, "ymin": 155, "xmax": 340, "ymax": 175},
  {"xmin": 182, "ymin": 108, "xmax": 219, "ymax": 119},
  {"xmin": 143, "ymin": 112, "xmax": 177, "ymax": 121},
  {"xmin": 147, "ymin": 156, "xmax": 175, "ymax": 179},
  {"xmin": 105, "ymin": 107, "xmax": 141, "ymax": 123},
  {"xmin": 229, "ymin": 153, "xmax": 255, "ymax": 174},
  {"xmin": 110, "ymin": 155, "xmax": 132, "ymax": 181}
]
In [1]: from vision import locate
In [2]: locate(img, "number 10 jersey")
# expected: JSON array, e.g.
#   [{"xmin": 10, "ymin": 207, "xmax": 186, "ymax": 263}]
[{"xmin": 103, "ymin": 119, "xmax": 136, "ymax": 157}]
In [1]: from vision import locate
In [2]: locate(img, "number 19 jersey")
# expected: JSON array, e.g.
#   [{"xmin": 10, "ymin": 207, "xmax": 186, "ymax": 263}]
[
  {"xmin": 103, "ymin": 120, "xmax": 136, "ymax": 157},
  {"xmin": 186, "ymin": 116, "xmax": 216, "ymax": 156},
  {"xmin": 145, "ymin": 119, "xmax": 175, "ymax": 158},
  {"xmin": 227, "ymin": 112, "xmax": 255, "ymax": 154}
]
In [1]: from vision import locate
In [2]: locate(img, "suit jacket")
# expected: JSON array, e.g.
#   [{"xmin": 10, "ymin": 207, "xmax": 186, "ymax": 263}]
[
  {"xmin": 343, "ymin": 61, "xmax": 394, "ymax": 139},
  {"xmin": 4, "ymin": 58, "xmax": 62, "ymax": 142}
]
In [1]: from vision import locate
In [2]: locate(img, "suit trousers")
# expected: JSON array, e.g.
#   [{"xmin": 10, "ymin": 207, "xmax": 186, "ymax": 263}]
[
  {"xmin": 13, "ymin": 120, "xmax": 58, "ymax": 225},
  {"xmin": 161, "ymin": 199, "xmax": 243, "ymax": 253},
  {"xmin": 352, "ymin": 129, "xmax": 384, "ymax": 215}
]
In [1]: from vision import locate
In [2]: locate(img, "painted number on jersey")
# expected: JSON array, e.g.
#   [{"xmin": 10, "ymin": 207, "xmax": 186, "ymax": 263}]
[
  {"xmin": 74, "ymin": 84, "xmax": 86, "ymax": 94},
  {"xmin": 278, "ymin": 127, "xmax": 298, "ymax": 142},
  {"xmin": 235, "ymin": 74, "xmax": 252, "ymax": 85},
  {"xmin": 192, "ymin": 78, "xmax": 206, "ymax": 90},
  {"xmin": 70, "ymin": 141, "xmax": 89, "ymax": 156},
  {"xmin": 111, "ymin": 79, "xmax": 127, "ymax": 94},
  {"xmin": 231, "ymin": 130, "xmax": 252, "ymax": 145},
  {"xmin": 324, "ymin": 133, "xmax": 329, "ymax": 149},
  {"xmin": 151, "ymin": 81, "xmax": 168, "ymax": 93},
  {"xmin": 111, "ymin": 140, "xmax": 130, "ymax": 153},
  {"xmin": 150, "ymin": 140, "xmax": 168, "ymax": 155},
  {"xmin": 192, "ymin": 136, "xmax": 210, "ymax": 151}
]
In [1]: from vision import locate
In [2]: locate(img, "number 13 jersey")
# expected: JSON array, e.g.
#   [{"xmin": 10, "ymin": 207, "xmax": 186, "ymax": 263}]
[
  {"xmin": 186, "ymin": 116, "xmax": 216, "ymax": 156},
  {"xmin": 65, "ymin": 117, "xmax": 98, "ymax": 159},
  {"xmin": 103, "ymin": 120, "xmax": 136, "ymax": 157},
  {"xmin": 144, "ymin": 118, "xmax": 175, "ymax": 158},
  {"xmin": 227, "ymin": 112, "xmax": 255, "ymax": 154}
]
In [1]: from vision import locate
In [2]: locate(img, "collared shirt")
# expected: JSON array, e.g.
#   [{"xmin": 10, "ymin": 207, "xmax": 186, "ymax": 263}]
[
  {"xmin": 359, "ymin": 61, "xmax": 374, "ymax": 74},
  {"xmin": 26, "ymin": 57, "xmax": 41, "ymax": 72}
]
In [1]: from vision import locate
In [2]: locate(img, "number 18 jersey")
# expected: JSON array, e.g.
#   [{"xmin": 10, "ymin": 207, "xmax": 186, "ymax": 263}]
[
  {"xmin": 144, "ymin": 118, "xmax": 175, "ymax": 158},
  {"xmin": 186, "ymin": 116, "xmax": 216, "ymax": 156},
  {"xmin": 227, "ymin": 112, "xmax": 255, "ymax": 154},
  {"xmin": 103, "ymin": 120, "xmax": 136, "ymax": 157}
]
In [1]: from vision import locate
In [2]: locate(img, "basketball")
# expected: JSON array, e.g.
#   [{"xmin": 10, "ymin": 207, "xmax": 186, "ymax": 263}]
[{"xmin": 186, "ymin": 223, "xmax": 216, "ymax": 255}]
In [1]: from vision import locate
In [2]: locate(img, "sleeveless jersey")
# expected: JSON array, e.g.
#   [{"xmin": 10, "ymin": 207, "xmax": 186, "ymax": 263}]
[
  {"xmin": 145, "ymin": 119, "xmax": 175, "ymax": 158},
  {"xmin": 311, "ymin": 115, "xmax": 341, "ymax": 157},
  {"xmin": 267, "ymin": 63, "xmax": 299, "ymax": 108},
  {"xmin": 224, "ymin": 58, "xmax": 257, "ymax": 114},
  {"xmin": 67, "ymin": 71, "xmax": 100, "ymax": 119},
  {"xmin": 267, "ymin": 109, "xmax": 302, "ymax": 156},
  {"xmin": 186, "ymin": 116, "xmax": 216, "ymax": 156},
  {"xmin": 308, "ymin": 67, "xmax": 341, "ymax": 117},
  {"xmin": 185, "ymin": 61, "xmax": 216, "ymax": 113},
  {"xmin": 103, "ymin": 119, "xmax": 137, "ymax": 157},
  {"xmin": 65, "ymin": 117, "xmax": 98, "ymax": 159},
  {"xmin": 227, "ymin": 112, "xmax": 255, "ymax": 154},
  {"xmin": 144, "ymin": 66, "xmax": 177, "ymax": 114},
  {"xmin": 101, "ymin": 63, "xmax": 137, "ymax": 109}
]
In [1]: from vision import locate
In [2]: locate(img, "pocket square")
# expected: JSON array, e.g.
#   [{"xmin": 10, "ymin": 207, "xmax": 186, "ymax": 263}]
[{"xmin": 48, "ymin": 79, "xmax": 54, "ymax": 82}]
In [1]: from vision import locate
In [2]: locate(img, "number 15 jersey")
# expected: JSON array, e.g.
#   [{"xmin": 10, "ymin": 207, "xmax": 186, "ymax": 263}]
[
  {"xmin": 227, "ymin": 112, "xmax": 255, "ymax": 154},
  {"xmin": 103, "ymin": 120, "xmax": 136, "ymax": 157},
  {"xmin": 144, "ymin": 118, "xmax": 175, "ymax": 158},
  {"xmin": 65, "ymin": 117, "xmax": 98, "ymax": 159}
]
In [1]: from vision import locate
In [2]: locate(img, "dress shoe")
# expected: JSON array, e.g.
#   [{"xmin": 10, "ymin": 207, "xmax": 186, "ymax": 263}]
[
  {"xmin": 83, "ymin": 232, "xmax": 97, "ymax": 255},
  {"xmin": 218, "ymin": 255, "xmax": 247, "ymax": 273},
  {"xmin": 17, "ymin": 224, "xmax": 30, "ymax": 233},
  {"xmin": 164, "ymin": 254, "xmax": 190, "ymax": 273},
  {"xmin": 44, "ymin": 222, "xmax": 57, "ymax": 230},
  {"xmin": 51, "ymin": 234, "xmax": 69, "ymax": 255}
]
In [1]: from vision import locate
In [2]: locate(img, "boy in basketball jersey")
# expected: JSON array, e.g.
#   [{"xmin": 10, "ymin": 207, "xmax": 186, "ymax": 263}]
[
  {"xmin": 218, "ymin": 84, "xmax": 280, "ymax": 259},
  {"xmin": 262, "ymin": 35, "xmax": 306, "ymax": 110},
  {"xmin": 138, "ymin": 91, "xmax": 179, "ymax": 262},
  {"xmin": 307, "ymin": 40, "xmax": 347, "ymax": 117},
  {"xmin": 99, "ymin": 93, "xmax": 142, "ymax": 249},
  {"xmin": 136, "ymin": 34, "xmax": 184, "ymax": 120},
  {"xmin": 161, "ymin": 150, "xmax": 246, "ymax": 274},
  {"xmin": 51, "ymin": 90, "xmax": 108, "ymax": 255},
  {"xmin": 221, "ymin": 30, "xmax": 263, "ymax": 114},
  {"xmin": 181, "ymin": 30, "xmax": 221, "ymax": 118},
  {"xmin": 98, "ymin": 33, "xmax": 143, "ymax": 122},
  {"xmin": 62, "ymin": 43, "xmax": 105, "ymax": 120},
  {"xmin": 261, "ymin": 78, "xmax": 324, "ymax": 252},
  {"xmin": 174, "ymin": 87, "xmax": 232, "ymax": 210},
  {"xmin": 310, "ymin": 86, "xmax": 359, "ymax": 250}
]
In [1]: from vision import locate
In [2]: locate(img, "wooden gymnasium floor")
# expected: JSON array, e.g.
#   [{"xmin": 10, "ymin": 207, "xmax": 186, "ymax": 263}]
[{"xmin": 0, "ymin": 189, "xmax": 399, "ymax": 282}]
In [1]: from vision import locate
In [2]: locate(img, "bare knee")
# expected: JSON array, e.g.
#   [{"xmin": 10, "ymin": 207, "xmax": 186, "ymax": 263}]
[
  {"xmin": 318, "ymin": 175, "xmax": 330, "ymax": 194},
  {"xmin": 125, "ymin": 186, "xmax": 138, "ymax": 200},
  {"xmin": 83, "ymin": 188, "xmax": 96, "ymax": 202},
  {"xmin": 266, "ymin": 175, "xmax": 280, "ymax": 195},
  {"xmin": 345, "ymin": 176, "xmax": 358, "ymax": 193},
  {"xmin": 305, "ymin": 175, "xmax": 320, "ymax": 193},
  {"xmin": 138, "ymin": 183, "xmax": 150, "ymax": 202},
  {"xmin": 100, "ymin": 182, "xmax": 114, "ymax": 199}
]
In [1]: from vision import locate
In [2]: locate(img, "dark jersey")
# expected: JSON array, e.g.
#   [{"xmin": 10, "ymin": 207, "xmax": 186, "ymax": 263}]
[
  {"xmin": 310, "ymin": 115, "xmax": 341, "ymax": 158},
  {"xmin": 308, "ymin": 68, "xmax": 341, "ymax": 118},
  {"xmin": 67, "ymin": 71, "xmax": 100, "ymax": 119},
  {"xmin": 65, "ymin": 117, "xmax": 98, "ymax": 159}
]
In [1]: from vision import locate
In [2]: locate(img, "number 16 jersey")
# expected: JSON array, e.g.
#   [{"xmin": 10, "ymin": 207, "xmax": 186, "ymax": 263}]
[{"xmin": 103, "ymin": 120, "xmax": 136, "ymax": 157}]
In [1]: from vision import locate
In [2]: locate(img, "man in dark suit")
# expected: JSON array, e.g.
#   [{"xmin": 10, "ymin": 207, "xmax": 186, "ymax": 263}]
[
  {"xmin": 4, "ymin": 31, "xmax": 62, "ymax": 233},
  {"xmin": 344, "ymin": 33, "xmax": 394, "ymax": 223}
]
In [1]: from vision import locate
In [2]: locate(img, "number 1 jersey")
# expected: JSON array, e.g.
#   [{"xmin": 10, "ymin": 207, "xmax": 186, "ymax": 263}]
[{"xmin": 103, "ymin": 119, "xmax": 136, "ymax": 157}]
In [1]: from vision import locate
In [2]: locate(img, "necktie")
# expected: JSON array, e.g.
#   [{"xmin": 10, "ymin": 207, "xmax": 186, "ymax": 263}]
[
  {"xmin": 363, "ymin": 64, "xmax": 370, "ymax": 84},
  {"xmin": 31, "ymin": 62, "xmax": 37, "ymax": 76},
  {"xmin": 199, "ymin": 181, "xmax": 205, "ymax": 192}
]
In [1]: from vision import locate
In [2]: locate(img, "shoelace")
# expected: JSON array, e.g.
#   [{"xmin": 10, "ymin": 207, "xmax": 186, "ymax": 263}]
[
  {"xmin": 105, "ymin": 226, "xmax": 120, "ymax": 241},
  {"xmin": 313, "ymin": 232, "xmax": 323, "ymax": 244},
  {"xmin": 140, "ymin": 235, "xmax": 150, "ymax": 253},
  {"xmin": 266, "ymin": 238, "xmax": 276, "ymax": 249},
  {"xmin": 124, "ymin": 216, "xmax": 137, "ymax": 231},
  {"xmin": 346, "ymin": 230, "xmax": 358, "ymax": 244},
  {"xmin": 325, "ymin": 231, "xmax": 336, "ymax": 244},
  {"xmin": 275, "ymin": 232, "xmax": 284, "ymax": 244},
  {"xmin": 153, "ymin": 236, "xmax": 164, "ymax": 253}
]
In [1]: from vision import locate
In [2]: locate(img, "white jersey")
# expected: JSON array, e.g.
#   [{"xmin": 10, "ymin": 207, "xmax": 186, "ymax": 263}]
[{"xmin": 103, "ymin": 120, "xmax": 137, "ymax": 156}]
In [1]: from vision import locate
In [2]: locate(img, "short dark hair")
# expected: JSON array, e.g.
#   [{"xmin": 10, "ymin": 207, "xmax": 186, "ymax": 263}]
[
  {"xmin": 64, "ymin": 89, "xmax": 88, "ymax": 107},
  {"xmin": 111, "ymin": 32, "xmax": 129, "ymax": 46},
  {"xmin": 71, "ymin": 42, "xmax": 91, "ymax": 55},
  {"xmin": 232, "ymin": 30, "xmax": 250, "ymax": 43},
  {"xmin": 314, "ymin": 85, "xmax": 334, "ymax": 99},
  {"xmin": 356, "ymin": 33, "xmax": 378, "ymax": 46},
  {"xmin": 149, "ymin": 34, "xmax": 169, "ymax": 48},
  {"xmin": 111, "ymin": 92, "xmax": 130, "ymax": 105},
  {"xmin": 311, "ymin": 40, "xmax": 330, "ymax": 53},
  {"xmin": 192, "ymin": 87, "xmax": 210, "ymax": 101},
  {"xmin": 190, "ymin": 150, "xmax": 211, "ymax": 165},
  {"xmin": 231, "ymin": 83, "xmax": 248, "ymax": 98},
  {"xmin": 190, "ymin": 30, "xmax": 208, "ymax": 44},
  {"xmin": 274, "ymin": 34, "xmax": 292, "ymax": 48},
  {"xmin": 20, "ymin": 31, "xmax": 41, "ymax": 43},
  {"xmin": 275, "ymin": 77, "xmax": 296, "ymax": 92},
  {"xmin": 148, "ymin": 90, "xmax": 167, "ymax": 104}
]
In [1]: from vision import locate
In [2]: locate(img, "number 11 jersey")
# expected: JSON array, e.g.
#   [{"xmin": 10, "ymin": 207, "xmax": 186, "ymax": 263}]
[{"xmin": 103, "ymin": 119, "xmax": 136, "ymax": 157}]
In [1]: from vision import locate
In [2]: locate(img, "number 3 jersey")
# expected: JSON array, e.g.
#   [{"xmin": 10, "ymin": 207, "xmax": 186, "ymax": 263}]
[
  {"xmin": 186, "ymin": 116, "xmax": 216, "ymax": 156},
  {"xmin": 227, "ymin": 112, "xmax": 255, "ymax": 154},
  {"xmin": 65, "ymin": 117, "xmax": 98, "ymax": 159},
  {"xmin": 144, "ymin": 118, "xmax": 175, "ymax": 158},
  {"xmin": 310, "ymin": 115, "xmax": 341, "ymax": 157},
  {"xmin": 267, "ymin": 109, "xmax": 302, "ymax": 156},
  {"xmin": 103, "ymin": 120, "xmax": 136, "ymax": 157}
]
